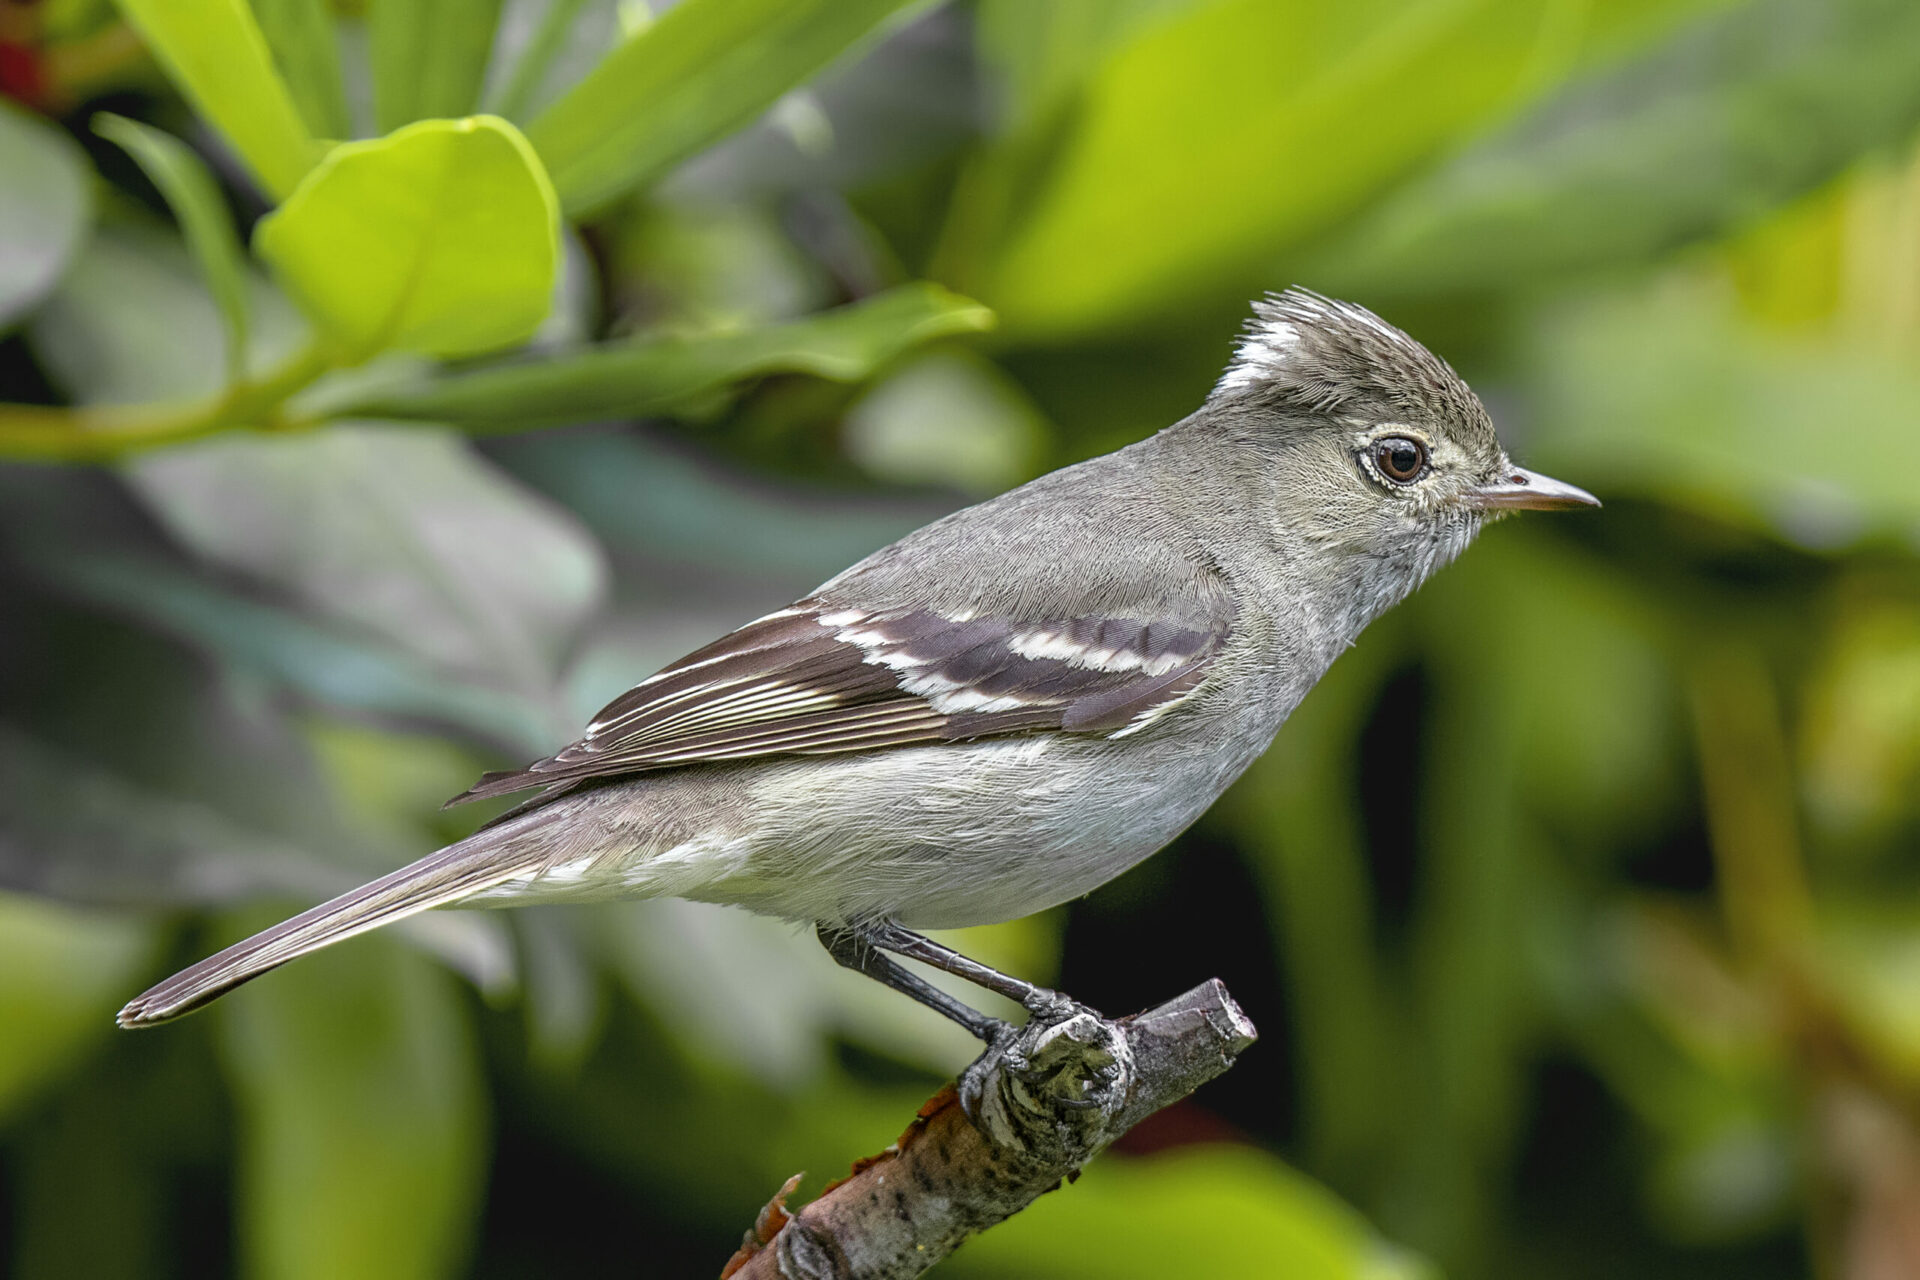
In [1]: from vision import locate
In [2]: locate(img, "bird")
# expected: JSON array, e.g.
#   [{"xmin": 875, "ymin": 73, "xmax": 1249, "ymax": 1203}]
[{"xmin": 117, "ymin": 288, "xmax": 1598, "ymax": 1045}]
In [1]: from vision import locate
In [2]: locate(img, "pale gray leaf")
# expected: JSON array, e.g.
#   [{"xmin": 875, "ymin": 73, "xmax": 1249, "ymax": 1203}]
[{"xmin": 0, "ymin": 102, "xmax": 92, "ymax": 329}]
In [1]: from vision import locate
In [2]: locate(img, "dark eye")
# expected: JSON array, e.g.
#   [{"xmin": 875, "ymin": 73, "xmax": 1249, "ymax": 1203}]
[{"xmin": 1372, "ymin": 436, "xmax": 1427, "ymax": 483}]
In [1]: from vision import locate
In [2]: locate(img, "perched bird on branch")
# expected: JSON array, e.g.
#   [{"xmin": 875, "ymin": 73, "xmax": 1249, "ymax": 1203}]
[{"xmin": 118, "ymin": 289, "xmax": 1597, "ymax": 1051}]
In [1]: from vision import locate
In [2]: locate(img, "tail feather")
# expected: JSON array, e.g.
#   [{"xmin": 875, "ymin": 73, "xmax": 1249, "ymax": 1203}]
[{"xmin": 117, "ymin": 818, "xmax": 547, "ymax": 1028}]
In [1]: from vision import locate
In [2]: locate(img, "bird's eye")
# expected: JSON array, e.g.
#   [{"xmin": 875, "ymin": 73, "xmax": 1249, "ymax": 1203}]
[{"xmin": 1372, "ymin": 436, "xmax": 1427, "ymax": 483}]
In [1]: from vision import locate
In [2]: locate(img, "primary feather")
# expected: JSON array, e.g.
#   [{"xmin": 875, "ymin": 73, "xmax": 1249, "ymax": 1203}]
[{"xmin": 116, "ymin": 809, "xmax": 554, "ymax": 1027}]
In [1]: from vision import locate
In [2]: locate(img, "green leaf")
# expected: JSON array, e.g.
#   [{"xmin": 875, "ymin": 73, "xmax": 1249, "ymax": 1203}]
[
  {"xmin": 369, "ymin": 0, "xmax": 504, "ymax": 132},
  {"xmin": 0, "ymin": 681, "xmax": 509, "ymax": 999},
  {"xmin": 1309, "ymin": 0, "xmax": 1920, "ymax": 298},
  {"xmin": 26, "ymin": 216, "xmax": 601, "ymax": 701},
  {"xmin": 255, "ymin": 115, "xmax": 559, "ymax": 359},
  {"xmin": 0, "ymin": 714, "xmax": 515, "ymax": 1013},
  {"xmin": 527, "ymin": 0, "xmax": 919, "ymax": 214},
  {"xmin": 93, "ymin": 114, "xmax": 253, "ymax": 381},
  {"xmin": 1522, "ymin": 279, "xmax": 1920, "ymax": 550},
  {"xmin": 0, "ymin": 892, "xmax": 156, "ymax": 1124},
  {"xmin": 0, "ymin": 102, "xmax": 92, "ymax": 329},
  {"xmin": 33, "ymin": 545, "xmax": 559, "ymax": 753},
  {"xmin": 973, "ymin": 0, "xmax": 1191, "ymax": 131},
  {"xmin": 334, "ymin": 282, "xmax": 994, "ymax": 428},
  {"xmin": 842, "ymin": 347, "xmax": 1047, "ymax": 494},
  {"xmin": 30, "ymin": 217, "xmax": 306, "ymax": 407},
  {"xmin": 961, "ymin": 0, "xmax": 1722, "ymax": 339},
  {"xmin": 491, "ymin": 428, "xmax": 939, "ymax": 580},
  {"xmin": 0, "ymin": 720, "xmax": 347, "ymax": 908},
  {"xmin": 943, "ymin": 1145, "xmax": 1436, "ymax": 1280},
  {"xmin": 129, "ymin": 423, "xmax": 608, "ymax": 694},
  {"xmin": 112, "ymin": 0, "xmax": 322, "ymax": 200},
  {"xmin": 219, "ymin": 928, "xmax": 487, "ymax": 1280},
  {"xmin": 251, "ymin": 0, "xmax": 353, "ymax": 140}
]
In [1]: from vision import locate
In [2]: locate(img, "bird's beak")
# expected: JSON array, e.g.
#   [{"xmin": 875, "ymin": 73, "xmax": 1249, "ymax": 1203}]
[{"xmin": 1468, "ymin": 466, "xmax": 1601, "ymax": 512}]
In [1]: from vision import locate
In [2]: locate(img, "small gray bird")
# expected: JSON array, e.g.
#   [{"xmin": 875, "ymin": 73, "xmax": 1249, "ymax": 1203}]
[{"xmin": 117, "ymin": 289, "xmax": 1596, "ymax": 1041}]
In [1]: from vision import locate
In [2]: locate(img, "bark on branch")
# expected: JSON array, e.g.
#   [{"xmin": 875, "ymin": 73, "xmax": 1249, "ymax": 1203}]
[{"xmin": 722, "ymin": 979, "xmax": 1258, "ymax": 1280}]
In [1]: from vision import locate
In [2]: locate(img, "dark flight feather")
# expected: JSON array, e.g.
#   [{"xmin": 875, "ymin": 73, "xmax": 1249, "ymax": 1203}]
[{"xmin": 448, "ymin": 597, "xmax": 1232, "ymax": 807}]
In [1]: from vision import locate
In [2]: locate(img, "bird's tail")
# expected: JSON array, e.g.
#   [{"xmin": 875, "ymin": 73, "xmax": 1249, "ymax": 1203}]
[{"xmin": 117, "ymin": 811, "xmax": 552, "ymax": 1028}]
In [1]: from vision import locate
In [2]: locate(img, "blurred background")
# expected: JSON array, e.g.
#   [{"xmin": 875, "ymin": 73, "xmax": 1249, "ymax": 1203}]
[{"xmin": 3, "ymin": 0, "xmax": 1919, "ymax": 1276}]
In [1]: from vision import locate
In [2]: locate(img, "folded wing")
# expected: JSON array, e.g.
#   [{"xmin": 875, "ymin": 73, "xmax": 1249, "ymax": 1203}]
[{"xmin": 449, "ymin": 596, "xmax": 1232, "ymax": 807}]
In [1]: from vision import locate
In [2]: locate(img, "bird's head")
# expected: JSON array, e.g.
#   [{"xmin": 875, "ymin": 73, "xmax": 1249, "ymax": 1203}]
[{"xmin": 1203, "ymin": 288, "xmax": 1596, "ymax": 586}]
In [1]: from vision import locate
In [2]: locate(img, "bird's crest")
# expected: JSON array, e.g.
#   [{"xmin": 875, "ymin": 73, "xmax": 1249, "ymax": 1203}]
[{"xmin": 1212, "ymin": 289, "xmax": 1489, "ymax": 445}]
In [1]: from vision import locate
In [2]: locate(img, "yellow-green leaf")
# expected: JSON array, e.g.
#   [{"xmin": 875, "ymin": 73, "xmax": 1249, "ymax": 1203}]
[
  {"xmin": 964, "ymin": 0, "xmax": 1723, "ymax": 339},
  {"xmin": 93, "ymin": 113, "xmax": 253, "ymax": 380},
  {"xmin": 944, "ymin": 1145, "xmax": 1437, "ymax": 1280},
  {"xmin": 527, "ymin": 0, "xmax": 918, "ymax": 215},
  {"xmin": 112, "ymin": 0, "xmax": 321, "ymax": 200},
  {"xmin": 369, "ymin": 0, "xmax": 503, "ymax": 132},
  {"xmin": 334, "ymin": 282, "xmax": 994, "ymax": 427},
  {"xmin": 251, "ymin": 0, "xmax": 353, "ymax": 140},
  {"xmin": 254, "ymin": 115, "xmax": 560, "ymax": 360}
]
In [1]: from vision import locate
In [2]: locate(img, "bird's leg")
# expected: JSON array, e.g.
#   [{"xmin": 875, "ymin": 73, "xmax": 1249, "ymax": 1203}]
[
  {"xmin": 861, "ymin": 921, "xmax": 1085, "ymax": 1023},
  {"xmin": 829, "ymin": 922, "xmax": 1111, "ymax": 1122},
  {"xmin": 816, "ymin": 924, "xmax": 1008, "ymax": 1043},
  {"xmin": 857, "ymin": 921, "xmax": 1113, "ymax": 1120}
]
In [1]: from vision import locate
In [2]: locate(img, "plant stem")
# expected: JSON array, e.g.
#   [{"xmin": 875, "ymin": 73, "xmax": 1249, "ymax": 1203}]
[{"xmin": 0, "ymin": 340, "xmax": 337, "ymax": 464}]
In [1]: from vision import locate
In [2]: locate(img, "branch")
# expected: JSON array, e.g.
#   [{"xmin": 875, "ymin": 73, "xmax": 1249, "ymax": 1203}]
[{"xmin": 722, "ymin": 979, "xmax": 1258, "ymax": 1280}]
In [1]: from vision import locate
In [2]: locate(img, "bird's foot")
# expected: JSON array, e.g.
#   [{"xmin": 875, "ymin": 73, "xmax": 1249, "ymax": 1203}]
[{"xmin": 958, "ymin": 995, "xmax": 1132, "ymax": 1150}]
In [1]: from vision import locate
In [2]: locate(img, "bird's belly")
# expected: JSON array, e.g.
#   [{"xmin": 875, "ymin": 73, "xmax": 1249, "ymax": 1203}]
[{"xmin": 699, "ymin": 730, "xmax": 1260, "ymax": 930}]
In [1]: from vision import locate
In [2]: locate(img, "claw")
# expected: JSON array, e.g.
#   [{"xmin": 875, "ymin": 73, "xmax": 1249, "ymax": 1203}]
[
  {"xmin": 1021, "ymin": 987, "xmax": 1078, "ymax": 1021},
  {"xmin": 957, "ymin": 996, "xmax": 1129, "ymax": 1137},
  {"xmin": 958, "ymin": 1020, "xmax": 1024, "ymax": 1125}
]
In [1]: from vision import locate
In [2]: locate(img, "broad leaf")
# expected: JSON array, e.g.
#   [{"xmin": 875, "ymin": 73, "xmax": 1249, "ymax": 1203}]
[
  {"xmin": 945, "ymin": 1145, "xmax": 1436, "ymax": 1279},
  {"xmin": 527, "ymin": 0, "xmax": 919, "ymax": 214},
  {"xmin": 490, "ymin": 429, "xmax": 941, "ymax": 584},
  {"xmin": 598, "ymin": 898, "xmax": 990, "ymax": 1088},
  {"xmin": 251, "ymin": 0, "xmax": 353, "ymax": 139},
  {"xmin": 842, "ymin": 347, "xmax": 1046, "ymax": 494},
  {"xmin": 961, "ymin": 0, "xmax": 1721, "ymax": 339},
  {"xmin": 334, "ymin": 282, "xmax": 993, "ymax": 428},
  {"xmin": 1522, "ymin": 280, "xmax": 1920, "ymax": 550},
  {"xmin": 113, "ymin": 0, "xmax": 321, "ymax": 200},
  {"xmin": 29, "ymin": 221, "xmax": 605, "ymax": 700},
  {"xmin": 0, "ymin": 721, "xmax": 342, "ymax": 908},
  {"xmin": 255, "ymin": 115, "xmax": 559, "ymax": 360},
  {"xmin": 0, "ymin": 102, "xmax": 91, "ymax": 329},
  {"xmin": 93, "ymin": 113, "xmax": 253, "ymax": 380},
  {"xmin": 1309, "ymin": 0, "xmax": 1920, "ymax": 297},
  {"xmin": 36, "ymin": 546, "xmax": 559, "ymax": 753},
  {"xmin": 219, "ymin": 929, "xmax": 487, "ymax": 1280},
  {"xmin": 0, "ymin": 578, "xmax": 515, "ymax": 992},
  {"xmin": 973, "ymin": 0, "xmax": 1192, "ymax": 130},
  {"xmin": 30, "ymin": 217, "xmax": 305, "ymax": 406},
  {"xmin": 369, "ymin": 0, "xmax": 504, "ymax": 132},
  {"xmin": 132, "ymin": 424, "xmax": 609, "ymax": 693}
]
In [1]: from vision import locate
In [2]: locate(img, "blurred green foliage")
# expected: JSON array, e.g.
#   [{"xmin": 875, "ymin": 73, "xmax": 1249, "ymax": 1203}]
[{"xmin": 2, "ymin": 0, "xmax": 1918, "ymax": 1276}]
